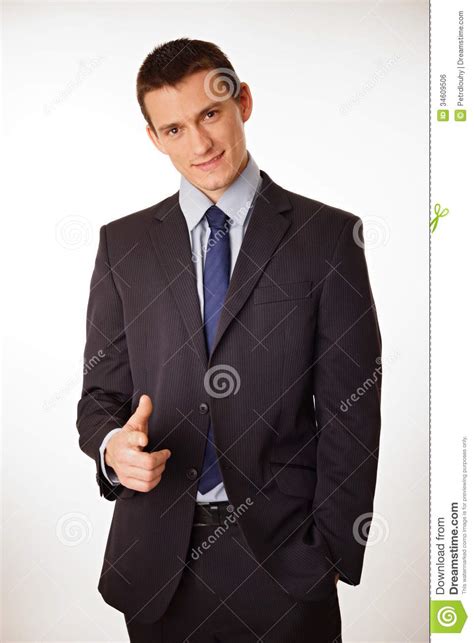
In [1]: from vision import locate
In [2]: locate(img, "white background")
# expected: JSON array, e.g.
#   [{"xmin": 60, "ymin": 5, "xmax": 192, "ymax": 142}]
[{"xmin": 2, "ymin": 1, "xmax": 428, "ymax": 640}]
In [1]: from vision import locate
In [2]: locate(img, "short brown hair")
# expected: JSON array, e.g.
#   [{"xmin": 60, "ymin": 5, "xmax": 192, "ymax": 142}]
[{"xmin": 136, "ymin": 38, "xmax": 241, "ymax": 135}]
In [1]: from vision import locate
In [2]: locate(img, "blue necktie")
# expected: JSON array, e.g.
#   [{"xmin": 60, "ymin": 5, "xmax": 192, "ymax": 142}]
[{"xmin": 198, "ymin": 205, "xmax": 230, "ymax": 493}]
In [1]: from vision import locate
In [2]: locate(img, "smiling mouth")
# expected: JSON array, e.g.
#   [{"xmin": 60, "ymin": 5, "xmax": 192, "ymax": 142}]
[{"xmin": 193, "ymin": 151, "xmax": 225, "ymax": 169}]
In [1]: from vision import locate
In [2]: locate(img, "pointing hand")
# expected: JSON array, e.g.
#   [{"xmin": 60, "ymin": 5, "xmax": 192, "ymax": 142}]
[{"xmin": 105, "ymin": 394, "xmax": 171, "ymax": 492}]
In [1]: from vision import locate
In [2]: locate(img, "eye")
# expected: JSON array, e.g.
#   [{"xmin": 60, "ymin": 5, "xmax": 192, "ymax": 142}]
[
  {"xmin": 204, "ymin": 110, "xmax": 218, "ymax": 120},
  {"xmin": 167, "ymin": 127, "xmax": 179, "ymax": 137}
]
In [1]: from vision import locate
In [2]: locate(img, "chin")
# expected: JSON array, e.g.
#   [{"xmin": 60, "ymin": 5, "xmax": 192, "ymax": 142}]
[{"xmin": 199, "ymin": 172, "xmax": 230, "ymax": 191}]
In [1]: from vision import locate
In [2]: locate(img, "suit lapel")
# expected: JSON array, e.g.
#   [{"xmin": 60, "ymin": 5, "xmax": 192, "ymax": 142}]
[
  {"xmin": 208, "ymin": 171, "xmax": 291, "ymax": 361},
  {"xmin": 148, "ymin": 170, "xmax": 292, "ymax": 370},
  {"xmin": 148, "ymin": 195, "xmax": 209, "ymax": 370}
]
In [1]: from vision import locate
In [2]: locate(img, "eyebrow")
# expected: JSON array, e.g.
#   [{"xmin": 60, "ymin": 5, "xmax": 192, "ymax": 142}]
[{"xmin": 157, "ymin": 102, "xmax": 222, "ymax": 133}]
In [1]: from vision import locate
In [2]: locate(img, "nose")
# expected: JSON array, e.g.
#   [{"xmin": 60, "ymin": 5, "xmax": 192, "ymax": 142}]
[{"xmin": 189, "ymin": 125, "xmax": 213, "ymax": 159}]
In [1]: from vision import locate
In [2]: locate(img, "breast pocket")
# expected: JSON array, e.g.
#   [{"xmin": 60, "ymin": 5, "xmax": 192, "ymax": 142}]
[
  {"xmin": 270, "ymin": 461, "xmax": 318, "ymax": 500},
  {"xmin": 253, "ymin": 280, "xmax": 314, "ymax": 305}
]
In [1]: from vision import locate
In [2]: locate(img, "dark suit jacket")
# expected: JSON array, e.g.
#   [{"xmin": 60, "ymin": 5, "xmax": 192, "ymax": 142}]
[{"xmin": 76, "ymin": 169, "xmax": 382, "ymax": 624}]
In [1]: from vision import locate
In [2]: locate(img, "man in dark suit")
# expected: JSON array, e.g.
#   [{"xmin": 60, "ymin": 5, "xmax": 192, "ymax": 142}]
[{"xmin": 76, "ymin": 38, "xmax": 382, "ymax": 642}]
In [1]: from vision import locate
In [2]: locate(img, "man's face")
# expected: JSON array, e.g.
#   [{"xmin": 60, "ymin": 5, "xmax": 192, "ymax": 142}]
[{"xmin": 144, "ymin": 69, "xmax": 253, "ymax": 202}]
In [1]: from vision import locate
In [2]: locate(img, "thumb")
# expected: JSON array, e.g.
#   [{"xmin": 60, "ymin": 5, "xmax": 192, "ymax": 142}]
[{"xmin": 127, "ymin": 394, "xmax": 153, "ymax": 432}]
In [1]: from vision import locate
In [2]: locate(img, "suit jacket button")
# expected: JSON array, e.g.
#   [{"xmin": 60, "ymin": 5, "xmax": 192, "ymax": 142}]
[
  {"xmin": 186, "ymin": 468, "xmax": 198, "ymax": 480},
  {"xmin": 199, "ymin": 403, "xmax": 209, "ymax": 414}
]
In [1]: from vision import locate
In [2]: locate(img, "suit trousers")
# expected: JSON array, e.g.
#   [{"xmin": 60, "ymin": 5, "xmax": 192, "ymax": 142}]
[{"xmin": 124, "ymin": 502, "xmax": 342, "ymax": 643}]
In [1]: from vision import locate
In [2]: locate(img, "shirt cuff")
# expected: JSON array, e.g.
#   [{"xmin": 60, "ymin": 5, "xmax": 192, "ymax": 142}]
[{"xmin": 99, "ymin": 428, "xmax": 122, "ymax": 485}]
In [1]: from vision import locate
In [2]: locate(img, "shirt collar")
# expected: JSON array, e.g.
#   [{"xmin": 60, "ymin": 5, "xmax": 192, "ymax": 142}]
[{"xmin": 178, "ymin": 150, "xmax": 261, "ymax": 233}]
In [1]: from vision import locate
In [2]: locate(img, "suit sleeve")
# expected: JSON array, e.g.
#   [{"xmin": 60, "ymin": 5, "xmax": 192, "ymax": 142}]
[
  {"xmin": 76, "ymin": 224, "xmax": 135, "ymax": 500},
  {"xmin": 311, "ymin": 216, "xmax": 382, "ymax": 586}
]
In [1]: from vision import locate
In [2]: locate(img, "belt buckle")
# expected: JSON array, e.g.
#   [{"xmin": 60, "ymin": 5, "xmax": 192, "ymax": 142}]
[
  {"xmin": 207, "ymin": 503, "xmax": 221, "ymax": 523},
  {"xmin": 194, "ymin": 502, "xmax": 233, "ymax": 526},
  {"xmin": 193, "ymin": 502, "xmax": 219, "ymax": 526}
]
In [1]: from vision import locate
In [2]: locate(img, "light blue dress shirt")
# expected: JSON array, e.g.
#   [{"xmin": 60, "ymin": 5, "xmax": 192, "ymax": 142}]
[{"xmin": 99, "ymin": 150, "xmax": 263, "ymax": 503}]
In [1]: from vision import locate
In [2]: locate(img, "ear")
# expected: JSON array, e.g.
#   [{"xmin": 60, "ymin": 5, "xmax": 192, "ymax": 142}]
[{"xmin": 237, "ymin": 82, "xmax": 253, "ymax": 124}]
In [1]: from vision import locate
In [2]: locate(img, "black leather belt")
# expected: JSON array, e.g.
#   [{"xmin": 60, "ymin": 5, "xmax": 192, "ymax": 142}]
[{"xmin": 193, "ymin": 501, "xmax": 235, "ymax": 526}]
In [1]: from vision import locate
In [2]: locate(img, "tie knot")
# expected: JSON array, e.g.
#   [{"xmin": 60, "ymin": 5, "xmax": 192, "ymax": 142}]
[{"xmin": 205, "ymin": 205, "xmax": 229, "ymax": 232}]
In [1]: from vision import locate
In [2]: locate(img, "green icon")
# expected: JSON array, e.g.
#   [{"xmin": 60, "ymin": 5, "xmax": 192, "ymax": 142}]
[
  {"xmin": 437, "ymin": 110, "xmax": 449, "ymax": 121},
  {"xmin": 430, "ymin": 600, "xmax": 468, "ymax": 633},
  {"xmin": 455, "ymin": 109, "xmax": 466, "ymax": 121},
  {"xmin": 430, "ymin": 203, "xmax": 449, "ymax": 233}
]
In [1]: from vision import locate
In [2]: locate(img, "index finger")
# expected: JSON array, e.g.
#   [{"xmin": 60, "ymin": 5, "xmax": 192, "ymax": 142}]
[{"xmin": 127, "ymin": 448, "xmax": 171, "ymax": 470}]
